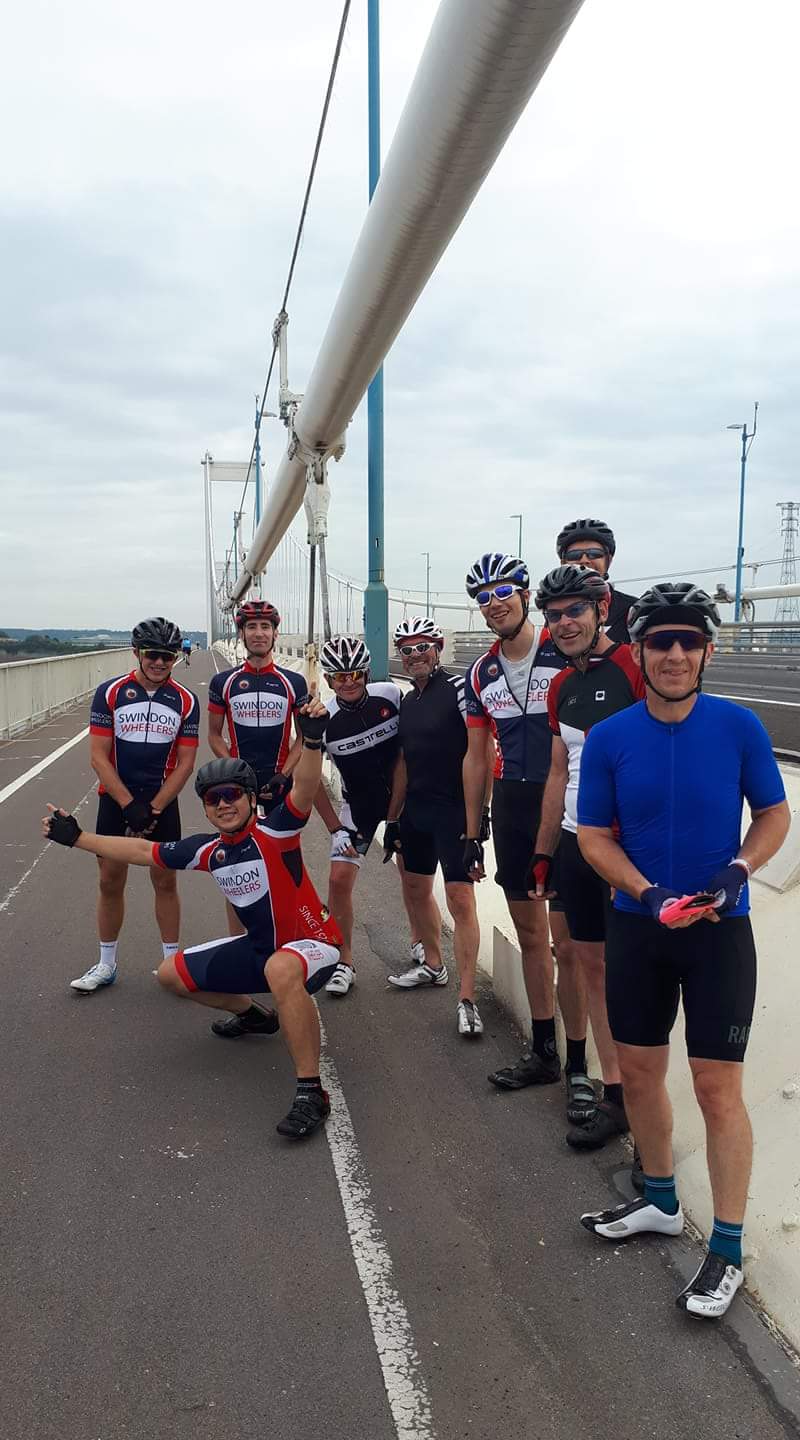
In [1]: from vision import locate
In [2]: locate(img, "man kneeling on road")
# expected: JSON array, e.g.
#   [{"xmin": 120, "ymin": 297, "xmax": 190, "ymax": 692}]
[
  {"xmin": 42, "ymin": 693, "xmax": 342, "ymax": 1142},
  {"xmin": 577, "ymin": 583, "xmax": 789, "ymax": 1318}
]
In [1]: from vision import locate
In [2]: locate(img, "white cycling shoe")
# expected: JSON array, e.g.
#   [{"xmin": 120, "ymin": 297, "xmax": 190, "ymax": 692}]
[
  {"xmin": 325, "ymin": 963, "xmax": 355, "ymax": 996},
  {"xmin": 677, "ymin": 1252, "xmax": 744, "ymax": 1319},
  {"xmin": 581, "ymin": 1196, "xmax": 684, "ymax": 1240},
  {"xmin": 70, "ymin": 962, "xmax": 117, "ymax": 993},
  {"xmin": 388, "ymin": 961, "xmax": 449, "ymax": 989},
  {"xmin": 457, "ymin": 999, "xmax": 483, "ymax": 1037}
]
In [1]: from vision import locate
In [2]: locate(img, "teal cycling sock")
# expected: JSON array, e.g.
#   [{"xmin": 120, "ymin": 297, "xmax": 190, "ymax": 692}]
[
  {"xmin": 709, "ymin": 1217, "xmax": 743, "ymax": 1268},
  {"xmin": 643, "ymin": 1174, "xmax": 679, "ymax": 1216}
]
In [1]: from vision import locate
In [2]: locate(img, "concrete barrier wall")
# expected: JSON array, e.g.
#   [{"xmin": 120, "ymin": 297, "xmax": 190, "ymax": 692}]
[
  {"xmin": 0, "ymin": 649, "xmax": 132, "ymax": 739},
  {"xmin": 227, "ymin": 641, "xmax": 800, "ymax": 1348}
]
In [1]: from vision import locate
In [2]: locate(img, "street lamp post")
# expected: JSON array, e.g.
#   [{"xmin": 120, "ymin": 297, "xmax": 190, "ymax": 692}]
[
  {"xmin": 364, "ymin": 0, "xmax": 389, "ymax": 677},
  {"xmin": 727, "ymin": 402, "xmax": 758, "ymax": 623},
  {"xmin": 422, "ymin": 551, "xmax": 431, "ymax": 614},
  {"xmin": 510, "ymin": 512, "xmax": 523, "ymax": 556}
]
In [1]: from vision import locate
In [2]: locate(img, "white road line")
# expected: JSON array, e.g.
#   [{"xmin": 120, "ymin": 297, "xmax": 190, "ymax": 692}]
[
  {"xmin": 712, "ymin": 692, "xmax": 800, "ymax": 709},
  {"xmin": 0, "ymin": 726, "xmax": 90, "ymax": 806},
  {"xmin": 319, "ymin": 1025, "xmax": 435, "ymax": 1440},
  {"xmin": 0, "ymin": 784, "xmax": 95, "ymax": 914}
]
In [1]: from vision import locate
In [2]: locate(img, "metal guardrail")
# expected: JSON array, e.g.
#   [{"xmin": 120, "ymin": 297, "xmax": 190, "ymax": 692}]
[
  {"xmin": 715, "ymin": 622, "xmax": 800, "ymax": 655},
  {"xmin": 0, "ymin": 648, "xmax": 131, "ymax": 739}
]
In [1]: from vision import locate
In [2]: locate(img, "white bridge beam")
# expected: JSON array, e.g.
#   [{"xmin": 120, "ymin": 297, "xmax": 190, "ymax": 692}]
[{"xmin": 229, "ymin": 0, "xmax": 586, "ymax": 603}]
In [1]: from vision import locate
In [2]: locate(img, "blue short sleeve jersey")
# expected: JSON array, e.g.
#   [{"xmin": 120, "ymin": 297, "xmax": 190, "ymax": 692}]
[
  {"xmin": 577, "ymin": 693, "xmax": 786, "ymax": 916},
  {"xmin": 208, "ymin": 660, "xmax": 308, "ymax": 780},
  {"xmin": 90, "ymin": 672, "xmax": 200, "ymax": 793},
  {"xmin": 465, "ymin": 629, "xmax": 566, "ymax": 782}
]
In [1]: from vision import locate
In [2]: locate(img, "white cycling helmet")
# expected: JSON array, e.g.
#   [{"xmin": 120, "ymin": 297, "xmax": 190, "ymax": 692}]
[
  {"xmin": 393, "ymin": 616, "xmax": 444, "ymax": 649},
  {"xmin": 319, "ymin": 635, "xmax": 371, "ymax": 673},
  {"xmin": 465, "ymin": 553, "xmax": 529, "ymax": 599}
]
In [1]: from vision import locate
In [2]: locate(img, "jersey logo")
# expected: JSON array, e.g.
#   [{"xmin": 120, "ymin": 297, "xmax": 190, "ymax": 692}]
[
  {"xmin": 215, "ymin": 848, "xmax": 226, "ymax": 862},
  {"xmin": 125, "ymin": 687, "xmax": 137, "ymax": 700},
  {"xmin": 487, "ymin": 663, "xmax": 499, "ymax": 677},
  {"xmin": 213, "ymin": 856, "xmax": 268, "ymax": 907},
  {"xmin": 380, "ymin": 707, "xmax": 390, "ymax": 718},
  {"xmin": 238, "ymin": 679, "xmax": 250, "ymax": 689},
  {"xmin": 595, "ymin": 690, "xmax": 606, "ymax": 701}
]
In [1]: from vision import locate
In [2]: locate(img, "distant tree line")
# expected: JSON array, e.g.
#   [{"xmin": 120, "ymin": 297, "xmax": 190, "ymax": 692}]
[{"xmin": 0, "ymin": 632, "xmax": 115, "ymax": 662}]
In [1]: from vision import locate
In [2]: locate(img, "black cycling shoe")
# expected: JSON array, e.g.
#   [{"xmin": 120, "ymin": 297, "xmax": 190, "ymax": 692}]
[
  {"xmin": 276, "ymin": 1089, "xmax": 331, "ymax": 1140},
  {"xmin": 630, "ymin": 1146, "xmax": 644, "ymax": 1194},
  {"xmin": 566, "ymin": 1100, "xmax": 628, "ymax": 1150},
  {"xmin": 566, "ymin": 1071, "xmax": 598, "ymax": 1125},
  {"xmin": 488, "ymin": 1052, "xmax": 561, "ymax": 1090},
  {"xmin": 211, "ymin": 1007, "xmax": 280, "ymax": 1038}
]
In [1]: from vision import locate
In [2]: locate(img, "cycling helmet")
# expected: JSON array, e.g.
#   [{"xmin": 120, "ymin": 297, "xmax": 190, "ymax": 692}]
[
  {"xmin": 234, "ymin": 599, "xmax": 280, "ymax": 630},
  {"xmin": 535, "ymin": 565, "xmax": 611, "ymax": 610},
  {"xmin": 465, "ymin": 553, "xmax": 529, "ymax": 599},
  {"xmin": 393, "ymin": 616, "xmax": 444, "ymax": 649},
  {"xmin": 628, "ymin": 583, "xmax": 720, "ymax": 641},
  {"xmin": 320, "ymin": 635, "xmax": 371, "ymax": 673},
  {"xmin": 131, "ymin": 617, "xmax": 182, "ymax": 652},
  {"xmin": 556, "ymin": 518, "xmax": 616, "ymax": 559},
  {"xmin": 195, "ymin": 757, "xmax": 258, "ymax": 799}
]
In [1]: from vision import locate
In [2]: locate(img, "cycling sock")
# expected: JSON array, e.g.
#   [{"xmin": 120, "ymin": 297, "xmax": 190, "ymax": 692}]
[
  {"xmin": 296, "ymin": 1076, "xmax": 323, "ymax": 1096},
  {"xmin": 565, "ymin": 1038, "xmax": 587, "ymax": 1074},
  {"xmin": 603, "ymin": 1082, "xmax": 624, "ymax": 1110},
  {"xmin": 709, "ymin": 1217, "xmax": 743, "ymax": 1267},
  {"xmin": 99, "ymin": 941, "xmax": 118, "ymax": 968},
  {"xmin": 643, "ymin": 1174, "xmax": 679, "ymax": 1216},
  {"xmin": 531, "ymin": 1018, "xmax": 557, "ymax": 1061},
  {"xmin": 162, "ymin": 941, "xmax": 179, "ymax": 960}
]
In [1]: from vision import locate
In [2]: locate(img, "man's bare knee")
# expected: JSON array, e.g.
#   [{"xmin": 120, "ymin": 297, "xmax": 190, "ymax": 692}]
[
  {"xmin": 156, "ymin": 957, "xmax": 188, "ymax": 995},
  {"xmin": 150, "ymin": 868, "xmax": 177, "ymax": 895},
  {"xmin": 692, "ymin": 1065, "xmax": 743, "ymax": 1124},
  {"xmin": 265, "ymin": 949, "xmax": 305, "ymax": 1000}
]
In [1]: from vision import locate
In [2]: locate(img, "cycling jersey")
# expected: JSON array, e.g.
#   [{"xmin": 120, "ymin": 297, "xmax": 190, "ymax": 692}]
[
  {"xmin": 547, "ymin": 643, "xmax": 645, "ymax": 832},
  {"xmin": 399, "ymin": 667, "xmax": 467, "ymax": 803},
  {"xmin": 466, "ymin": 630, "xmax": 566, "ymax": 782},
  {"xmin": 577, "ymin": 693, "xmax": 785, "ymax": 916},
  {"xmin": 153, "ymin": 796, "xmax": 342, "ymax": 955},
  {"xmin": 605, "ymin": 587, "xmax": 637, "ymax": 645},
  {"xmin": 90, "ymin": 672, "xmax": 199, "ymax": 793},
  {"xmin": 324, "ymin": 682, "xmax": 401, "ymax": 830},
  {"xmin": 208, "ymin": 660, "xmax": 308, "ymax": 781}
]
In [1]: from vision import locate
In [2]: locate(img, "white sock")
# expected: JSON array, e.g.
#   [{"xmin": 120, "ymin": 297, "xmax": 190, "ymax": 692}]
[
  {"xmin": 162, "ymin": 941, "xmax": 180, "ymax": 960},
  {"xmin": 99, "ymin": 941, "xmax": 118, "ymax": 969}
]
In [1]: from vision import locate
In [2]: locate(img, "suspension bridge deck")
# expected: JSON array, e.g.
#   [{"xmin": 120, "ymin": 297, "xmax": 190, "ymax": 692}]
[{"xmin": 2, "ymin": 652, "xmax": 799, "ymax": 1440}]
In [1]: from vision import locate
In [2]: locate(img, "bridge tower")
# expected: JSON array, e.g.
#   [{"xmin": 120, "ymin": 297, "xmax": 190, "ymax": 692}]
[{"xmin": 775, "ymin": 502, "xmax": 800, "ymax": 623}]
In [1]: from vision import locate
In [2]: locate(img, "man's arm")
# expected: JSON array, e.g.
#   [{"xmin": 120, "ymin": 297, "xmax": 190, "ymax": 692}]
[
  {"xmin": 151, "ymin": 745, "xmax": 197, "ymax": 813},
  {"xmin": 283, "ymin": 731, "xmax": 304, "ymax": 778},
  {"xmin": 738, "ymin": 801, "xmax": 791, "ymax": 873},
  {"xmin": 43, "ymin": 806, "xmax": 155, "ymax": 867},
  {"xmin": 314, "ymin": 781, "xmax": 344, "ymax": 835},
  {"xmin": 387, "ymin": 752, "xmax": 407, "ymax": 823},
  {"xmin": 207, "ymin": 709, "xmax": 231, "ymax": 761},
  {"xmin": 534, "ymin": 736, "xmax": 568, "ymax": 856},
  {"xmin": 89, "ymin": 734, "xmax": 133, "ymax": 810},
  {"xmin": 463, "ymin": 725, "xmax": 492, "ymax": 836},
  {"xmin": 577, "ymin": 825, "xmax": 652, "ymax": 903},
  {"xmin": 288, "ymin": 694, "xmax": 328, "ymax": 813}
]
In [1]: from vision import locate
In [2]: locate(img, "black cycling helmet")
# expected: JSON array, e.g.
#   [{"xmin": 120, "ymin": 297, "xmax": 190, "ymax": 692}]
[
  {"xmin": 235, "ymin": 599, "xmax": 280, "ymax": 630},
  {"xmin": 131, "ymin": 617, "xmax": 182, "ymax": 652},
  {"xmin": 194, "ymin": 757, "xmax": 258, "ymax": 799},
  {"xmin": 535, "ymin": 565, "xmax": 611, "ymax": 610},
  {"xmin": 556, "ymin": 518, "xmax": 616, "ymax": 559},
  {"xmin": 628, "ymin": 583, "xmax": 720, "ymax": 641}
]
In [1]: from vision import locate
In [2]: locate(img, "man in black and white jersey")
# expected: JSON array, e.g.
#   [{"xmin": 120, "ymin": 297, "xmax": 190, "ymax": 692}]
[
  {"xmin": 314, "ymin": 636, "xmax": 420, "ymax": 996},
  {"xmin": 386, "ymin": 618, "xmax": 483, "ymax": 1038}
]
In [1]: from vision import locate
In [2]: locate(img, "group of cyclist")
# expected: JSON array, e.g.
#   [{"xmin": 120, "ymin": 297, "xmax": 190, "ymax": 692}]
[{"xmin": 42, "ymin": 516, "xmax": 790, "ymax": 1321}]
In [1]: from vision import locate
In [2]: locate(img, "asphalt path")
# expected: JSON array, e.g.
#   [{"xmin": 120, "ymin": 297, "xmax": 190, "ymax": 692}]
[{"xmin": 1, "ymin": 652, "xmax": 799, "ymax": 1440}]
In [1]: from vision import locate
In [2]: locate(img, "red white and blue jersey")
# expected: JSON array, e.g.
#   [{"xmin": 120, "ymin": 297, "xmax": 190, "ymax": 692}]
[
  {"xmin": 152, "ymin": 797, "xmax": 342, "ymax": 956},
  {"xmin": 208, "ymin": 660, "xmax": 308, "ymax": 781},
  {"xmin": 465, "ymin": 631, "xmax": 566, "ymax": 782},
  {"xmin": 90, "ymin": 672, "xmax": 199, "ymax": 794}
]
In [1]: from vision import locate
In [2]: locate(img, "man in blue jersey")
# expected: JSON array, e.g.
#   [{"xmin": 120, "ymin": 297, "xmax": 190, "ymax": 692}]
[
  {"xmin": 577, "ymin": 584, "xmax": 789, "ymax": 1319},
  {"xmin": 71, "ymin": 616, "xmax": 200, "ymax": 994}
]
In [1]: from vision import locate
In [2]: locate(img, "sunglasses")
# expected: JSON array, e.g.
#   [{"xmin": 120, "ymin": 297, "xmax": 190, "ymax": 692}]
[
  {"xmin": 398, "ymin": 641, "xmax": 435, "ymax": 656},
  {"xmin": 204, "ymin": 785, "xmax": 247, "ymax": 806},
  {"xmin": 543, "ymin": 599, "xmax": 593, "ymax": 625},
  {"xmin": 642, "ymin": 630, "xmax": 707, "ymax": 653},
  {"xmin": 329, "ymin": 669, "xmax": 367, "ymax": 683},
  {"xmin": 141, "ymin": 649, "xmax": 178, "ymax": 663},
  {"xmin": 563, "ymin": 547, "xmax": 607, "ymax": 561},
  {"xmin": 475, "ymin": 583, "xmax": 521, "ymax": 606}
]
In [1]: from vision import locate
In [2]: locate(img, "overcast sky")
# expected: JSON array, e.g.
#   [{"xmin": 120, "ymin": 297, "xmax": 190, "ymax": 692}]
[{"xmin": 2, "ymin": 0, "xmax": 799, "ymax": 630}]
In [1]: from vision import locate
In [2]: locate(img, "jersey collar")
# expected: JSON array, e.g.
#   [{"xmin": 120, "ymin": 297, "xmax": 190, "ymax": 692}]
[
  {"xmin": 243, "ymin": 658, "xmax": 275, "ymax": 675},
  {"xmin": 216, "ymin": 815, "xmax": 258, "ymax": 846}
]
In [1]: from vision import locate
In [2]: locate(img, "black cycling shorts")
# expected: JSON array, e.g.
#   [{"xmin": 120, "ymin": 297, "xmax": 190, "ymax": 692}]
[
  {"xmin": 490, "ymin": 779, "xmax": 544, "ymax": 900},
  {"xmin": 96, "ymin": 792, "xmax": 181, "ymax": 842},
  {"xmin": 547, "ymin": 842, "xmax": 565, "ymax": 916},
  {"xmin": 556, "ymin": 828, "xmax": 610, "ymax": 943},
  {"xmin": 175, "ymin": 934, "xmax": 339, "ymax": 995},
  {"xmin": 399, "ymin": 797, "xmax": 471, "ymax": 884},
  {"xmin": 605, "ymin": 909, "xmax": 757, "ymax": 1062}
]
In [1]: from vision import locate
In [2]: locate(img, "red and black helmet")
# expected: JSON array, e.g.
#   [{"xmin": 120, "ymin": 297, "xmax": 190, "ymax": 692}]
[{"xmin": 234, "ymin": 599, "xmax": 280, "ymax": 631}]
